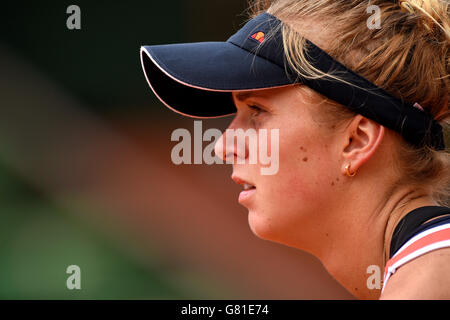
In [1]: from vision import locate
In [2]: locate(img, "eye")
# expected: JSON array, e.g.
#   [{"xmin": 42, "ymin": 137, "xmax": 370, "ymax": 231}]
[{"xmin": 248, "ymin": 105, "xmax": 264, "ymax": 116}]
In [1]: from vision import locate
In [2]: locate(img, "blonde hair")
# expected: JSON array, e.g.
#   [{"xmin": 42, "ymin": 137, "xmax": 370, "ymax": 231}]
[{"xmin": 248, "ymin": 0, "xmax": 450, "ymax": 205}]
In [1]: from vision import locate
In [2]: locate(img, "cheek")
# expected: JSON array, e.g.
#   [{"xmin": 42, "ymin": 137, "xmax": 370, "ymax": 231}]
[
  {"xmin": 259, "ymin": 163, "xmax": 324, "ymax": 216},
  {"xmin": 249, "ymin": 136, "xmax": 336, "ymax": 240},
  {"xmin": 248, "ymin": 166, "xmax": 316, "ymax": 241},
  {"xmin": 276, "ymin": 134, "xmax": 332, "ymax": 201}
]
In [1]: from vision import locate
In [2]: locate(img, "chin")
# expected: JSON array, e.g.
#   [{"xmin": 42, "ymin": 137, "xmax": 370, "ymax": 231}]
[
  {"xmin": 247, "ymin": 208, "xmax": 310, "ymax": 249},
  {"xmin": 247, "ymin": 209, "xmax": 278, "ymax": 241}
]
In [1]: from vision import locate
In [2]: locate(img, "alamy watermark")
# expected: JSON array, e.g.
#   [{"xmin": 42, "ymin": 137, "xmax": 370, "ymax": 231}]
[
  {"xmin": 366, "ymin": 265, "xmax": 382, "ymax": 290},
  {"xmin": 66, "ymin": 5, "xmax": 81, "ymax": 30},
  {"xmin": 66, "ymin": 265, "xmax": 81, "ymax": 290},
  {"xmin": 367, "ymin": 5, "xmax": 381, "ymax": 30},
  {"xmin": 171, "ymin": 121, "xmax": 279, "ymax": 175}
]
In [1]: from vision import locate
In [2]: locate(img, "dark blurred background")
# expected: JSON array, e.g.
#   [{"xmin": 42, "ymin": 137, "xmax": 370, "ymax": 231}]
[{"xmin": 0, "ymin": 1, "xmax": 354, "ymax": 299}]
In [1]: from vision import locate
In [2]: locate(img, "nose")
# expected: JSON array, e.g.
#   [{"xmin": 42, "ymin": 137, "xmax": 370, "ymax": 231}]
[{"xmin": 214, "ymin": 116, "xmax": 248, "ymax": 164}]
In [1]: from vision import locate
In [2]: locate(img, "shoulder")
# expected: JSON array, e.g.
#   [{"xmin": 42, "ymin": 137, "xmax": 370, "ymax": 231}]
[{"xmin": 380, "ymin": 247, "xmax": 450, "ymax": 299}]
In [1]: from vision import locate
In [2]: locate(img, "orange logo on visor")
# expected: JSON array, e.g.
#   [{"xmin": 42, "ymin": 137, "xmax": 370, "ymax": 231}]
[{"xmin": 250, "ymin": 32, "xmax": 265, "ymax": 43}]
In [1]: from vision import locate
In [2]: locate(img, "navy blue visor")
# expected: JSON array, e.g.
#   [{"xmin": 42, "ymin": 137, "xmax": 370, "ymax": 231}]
[{"xmin": 140, "ymin": 12, "xmax": 445, "ymax": 150}]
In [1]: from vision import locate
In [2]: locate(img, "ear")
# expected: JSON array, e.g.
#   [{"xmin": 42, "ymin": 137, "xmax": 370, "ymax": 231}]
[{"xmin": 341, "ymin": 115, "xmax": 385, "ymax": 175}]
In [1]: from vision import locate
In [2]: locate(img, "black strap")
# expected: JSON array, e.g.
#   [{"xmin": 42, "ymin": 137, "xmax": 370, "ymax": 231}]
[{"xmin": 390, "ymin": 206, "xmax": 450, "ymax": 258}]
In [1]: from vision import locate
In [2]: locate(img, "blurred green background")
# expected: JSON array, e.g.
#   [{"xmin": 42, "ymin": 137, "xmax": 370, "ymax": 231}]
[
  {"xmin": 0, "ymin": 157, "xmax": 188, "ymax": 299},
  {"xmin": 0, "ymin": 0, "xmax": 250, "ymax": 300}
]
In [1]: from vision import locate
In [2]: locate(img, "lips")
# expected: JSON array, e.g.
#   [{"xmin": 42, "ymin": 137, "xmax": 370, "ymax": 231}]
[
  {"xmin": 232, "ymin": 175, "xmax": 256, "ymax": 189},
  {"xmin": 232, "ymin": 175, "xmax": 256, "ymax": 204},
  {"xmin": 243, "ymin": 183, "xmax": 255, "ymax": 191}
]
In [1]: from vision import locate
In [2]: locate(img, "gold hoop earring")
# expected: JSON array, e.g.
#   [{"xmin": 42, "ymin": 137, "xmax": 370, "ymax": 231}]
[{"xmin": 345, "ymin": 164, "xmax": 356, "ymax": 177}]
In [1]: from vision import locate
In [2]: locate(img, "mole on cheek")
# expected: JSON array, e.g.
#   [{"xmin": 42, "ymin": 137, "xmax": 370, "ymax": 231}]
[
  {"xmin": 302, "ymin": 157, "xmax": 308, "ymax": 162},
  {"xmin": 331, "ymin": 181, "xmax": 335, "ymax": 186}
]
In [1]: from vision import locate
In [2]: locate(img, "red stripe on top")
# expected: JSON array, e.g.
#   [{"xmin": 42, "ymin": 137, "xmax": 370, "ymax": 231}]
[{"xmin": 385, "ymin": 227, "xmax": 450, "ymax": 277}]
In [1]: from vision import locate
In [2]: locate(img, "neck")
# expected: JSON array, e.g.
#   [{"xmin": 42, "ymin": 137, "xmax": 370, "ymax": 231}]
[{"xmin": 315, "ymin": 185, "xmax": 437, "ymax": 299}]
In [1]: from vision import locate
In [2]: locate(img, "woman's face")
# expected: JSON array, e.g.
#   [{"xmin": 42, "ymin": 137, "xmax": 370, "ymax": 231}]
[{"xmin": 215, "ymin": 85, "xmax": 345, "ymax": 249}]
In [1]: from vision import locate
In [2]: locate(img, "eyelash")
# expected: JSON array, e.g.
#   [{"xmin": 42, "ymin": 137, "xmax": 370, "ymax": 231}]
[{"xmin": 248, "ymin": 105, "xmax": 264, "ymax": 116}]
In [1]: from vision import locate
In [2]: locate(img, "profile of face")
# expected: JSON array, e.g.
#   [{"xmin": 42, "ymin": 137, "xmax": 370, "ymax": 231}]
[{"xmin": 214, "ymin": 85, "xmax": 347, "ymax": 251}]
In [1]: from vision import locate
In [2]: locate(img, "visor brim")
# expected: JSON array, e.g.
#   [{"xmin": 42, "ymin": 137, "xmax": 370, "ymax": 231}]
[{"xmin": 140, "ymin": 42, "xmax": 293, "ymax": 118}]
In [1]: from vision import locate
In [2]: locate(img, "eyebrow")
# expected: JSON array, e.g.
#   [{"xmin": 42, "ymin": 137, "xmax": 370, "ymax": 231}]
[
  {"xmin": 234, "ymin": 91, "xmax": 266, "ymax": 102},
  {"xmin": 234, "ymin": 91, "xmax": 253, "ymax": 102}
]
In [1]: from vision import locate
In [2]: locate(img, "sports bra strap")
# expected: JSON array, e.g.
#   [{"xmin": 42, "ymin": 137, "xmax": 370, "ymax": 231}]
[{"xmin": 390, "ymin": 206, "xmax": 450, "ymax": 259}]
